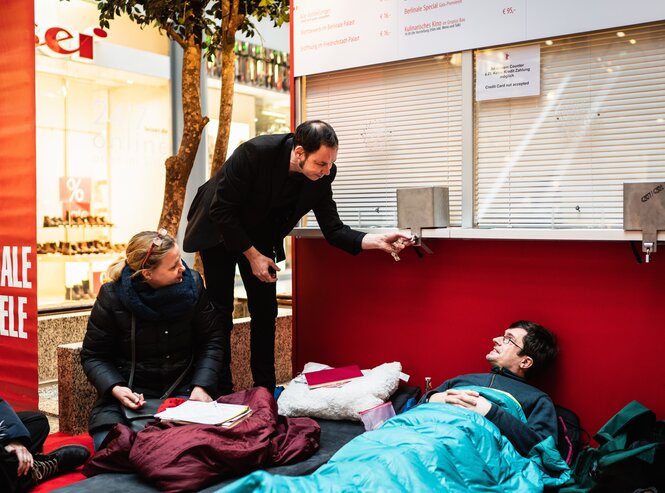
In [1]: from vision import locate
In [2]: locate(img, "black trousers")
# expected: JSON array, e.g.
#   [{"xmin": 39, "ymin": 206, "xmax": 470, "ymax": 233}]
[
  {"xmin": 201, "ymin": 243, "xmax": 278, "ymax": 393},
  {"xmin": 0, "ymin": 411, "xmax": 49, "ymax": 493}
]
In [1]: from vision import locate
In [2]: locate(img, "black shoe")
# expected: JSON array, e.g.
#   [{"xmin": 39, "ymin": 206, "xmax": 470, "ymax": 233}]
[{"xmin": 32, "ymin": 445, "xmax": 90, "ymax": 483}]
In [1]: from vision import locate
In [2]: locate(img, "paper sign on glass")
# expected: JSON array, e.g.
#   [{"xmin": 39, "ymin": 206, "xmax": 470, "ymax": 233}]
[{"xmin": 476, "ymin": 45, "xmax": 541, "ymax": 101}]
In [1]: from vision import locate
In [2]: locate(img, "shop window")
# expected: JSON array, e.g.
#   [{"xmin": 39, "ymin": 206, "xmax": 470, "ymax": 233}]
[
  {"xmin": 474, "ymin": 22, "xmax": 665, "ymax": 229},
  {"xmin": 36, "ymin": 71, "xmax": 171, "ymax": 310},
  {"xmin": 207, "ymin": 41, "xmax": 290, "ymax": 94},
  {"xmin": 302, "ymin": 56, "xmax": 464, "ymax": 228}
]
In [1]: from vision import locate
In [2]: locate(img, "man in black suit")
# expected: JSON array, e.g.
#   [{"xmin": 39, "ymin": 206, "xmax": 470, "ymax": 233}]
[{"xmin": 184, "ymin": 120, "xmax": 412, "ymax": 393}]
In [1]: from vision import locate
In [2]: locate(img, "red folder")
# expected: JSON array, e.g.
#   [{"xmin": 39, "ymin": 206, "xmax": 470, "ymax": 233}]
[{"xmin": 304, "ymin": 365, "xmax": 363, "ymax": 389}]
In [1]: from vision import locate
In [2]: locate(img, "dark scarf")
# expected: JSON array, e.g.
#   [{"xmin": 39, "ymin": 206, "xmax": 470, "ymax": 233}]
[{"xmin": 115, "ymin": 262, "xmax": 199, "ymax": 321}]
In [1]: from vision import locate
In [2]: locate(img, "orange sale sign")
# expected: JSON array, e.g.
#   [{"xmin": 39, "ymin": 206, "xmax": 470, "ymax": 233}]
[{"xmin": 0, "ymin": 0, "xmax": 39, "ymax": 410}]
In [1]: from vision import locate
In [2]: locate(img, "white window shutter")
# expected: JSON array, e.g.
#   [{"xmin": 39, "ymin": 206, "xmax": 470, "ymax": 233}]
[
  {"xmin": 303, "ymin": 56, "xmax": 463, "ymax": 228},
  {"xmin": 475, "ymin": 23, "xmax": 665, "ymax": 228}
]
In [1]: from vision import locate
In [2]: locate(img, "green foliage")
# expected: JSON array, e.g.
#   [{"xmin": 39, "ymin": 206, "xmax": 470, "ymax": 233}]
[
  {"xmin": 238, "ymin": 0, "xmax": 290, "ymax": 36},
  {"xmin": 94, "ymin": 0, "xmax": 289, "ymax": 53}
]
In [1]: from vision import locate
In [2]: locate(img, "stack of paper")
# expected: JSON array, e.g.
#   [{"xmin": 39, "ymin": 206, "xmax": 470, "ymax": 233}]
[
  {"xmin": 219, "ymin": 409, "xmax": 253, "ymax": 428},
  {"xmin": 155, "ymin": 400, "xmax": 251, "ymax": 426}
]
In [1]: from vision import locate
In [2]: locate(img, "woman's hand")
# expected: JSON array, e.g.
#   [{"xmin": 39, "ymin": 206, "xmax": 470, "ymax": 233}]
[
  {"xmin": 112, "ymin": 385, "xmax": 145, "ymax": 409},
  {"xmin": 189, "ymin": 385, "xmax": 213, "ymax": 402},
  {"xmin": 4, "ymin": 441, "xmax": 33, "ymax": 476}
]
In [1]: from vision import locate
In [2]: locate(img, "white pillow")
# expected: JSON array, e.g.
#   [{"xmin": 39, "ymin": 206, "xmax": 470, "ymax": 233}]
[{"xmin": 277, "ymin": 362, "xmax": 402, "ymax": 421}]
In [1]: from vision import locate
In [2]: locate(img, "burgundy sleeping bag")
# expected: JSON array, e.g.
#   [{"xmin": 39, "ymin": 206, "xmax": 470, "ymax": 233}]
[{"xmin": 83, "ymin": 387, "xmax": 320, "ymax": 492}]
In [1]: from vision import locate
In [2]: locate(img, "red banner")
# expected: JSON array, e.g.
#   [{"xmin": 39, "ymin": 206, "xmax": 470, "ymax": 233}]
[{"xmin": 0, "ymin": 0, "xmax": 38, "ymax": 410}]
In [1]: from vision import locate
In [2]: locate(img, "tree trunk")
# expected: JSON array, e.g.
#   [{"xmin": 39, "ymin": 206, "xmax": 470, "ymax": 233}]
[
  {"xmin": 211, "ymin": 2, "xmax": 243, "ymax": 176},
  {"xmin": 158, "ymin": 34, "xmax": 209, "ymax": 235},
  {"xmin": 210, "ymin": 42, "xmax": 235, "ymax": 176}
]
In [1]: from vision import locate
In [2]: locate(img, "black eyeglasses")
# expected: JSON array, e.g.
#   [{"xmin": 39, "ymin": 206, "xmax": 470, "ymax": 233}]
[
  {"xmin": 502, "ymin": 335, "xmax": 523, "ymax": 350},
  {"xmin": 140, "ymin": 228, "xmax": 167, "ymax": 270}
]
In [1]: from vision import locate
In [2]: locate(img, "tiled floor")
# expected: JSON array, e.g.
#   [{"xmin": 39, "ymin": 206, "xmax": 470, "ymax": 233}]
[{"xmin": 39, "ymin": 382, "xmax": 60, "ymax": 433}]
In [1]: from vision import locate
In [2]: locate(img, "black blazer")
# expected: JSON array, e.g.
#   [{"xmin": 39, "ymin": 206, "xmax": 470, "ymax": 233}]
[{"xmin": 183, "ymin": 133, "xmax": 364, "ymax": 260}]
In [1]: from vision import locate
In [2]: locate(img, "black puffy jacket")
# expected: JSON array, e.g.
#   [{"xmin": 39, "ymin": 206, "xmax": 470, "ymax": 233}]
[{"xmin": 81, "ymin": 270, "xmax": 224, "ymax": 433}]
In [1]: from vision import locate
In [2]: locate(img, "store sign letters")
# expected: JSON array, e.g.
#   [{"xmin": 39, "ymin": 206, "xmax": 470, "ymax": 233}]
[
  {"xmin": 35, "ymin": 24, "xmax": 107, "ymax": 61},
  {"xmin": 0, "ymin": 246, "xmax": 32, "ymax": 339}
]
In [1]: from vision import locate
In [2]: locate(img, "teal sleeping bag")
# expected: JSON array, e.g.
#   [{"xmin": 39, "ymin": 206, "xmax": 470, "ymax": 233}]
[{"xmin": 218, "ymin": 389, "xmax": 570, "ymax": 492}]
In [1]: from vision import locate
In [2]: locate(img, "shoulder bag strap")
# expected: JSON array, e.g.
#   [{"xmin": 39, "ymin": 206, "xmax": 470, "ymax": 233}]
[
  {"xmin": 160, "ymin": 355, "xmax": 194, "ymax": 400},
  {"xmin": 127, "ymin": 313, "xmax": 137, "ymax": 389}
]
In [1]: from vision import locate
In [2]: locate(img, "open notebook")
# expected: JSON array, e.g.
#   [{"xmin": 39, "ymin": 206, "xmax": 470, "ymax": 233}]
[{"xmin": 155, "ymin": 400, "xmax": 250, "ymax": 426}]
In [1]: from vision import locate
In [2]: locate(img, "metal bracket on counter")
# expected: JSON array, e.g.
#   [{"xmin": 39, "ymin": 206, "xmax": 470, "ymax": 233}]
[{"xmin": 624, "ymin": 182, "xmax": 665, "ymax": 263}]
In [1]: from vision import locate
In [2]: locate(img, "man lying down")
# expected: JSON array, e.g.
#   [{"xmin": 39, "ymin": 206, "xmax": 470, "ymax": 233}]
[{"xmin": 218, "ymin": 320, "xmax": 571, "ymax": 492}]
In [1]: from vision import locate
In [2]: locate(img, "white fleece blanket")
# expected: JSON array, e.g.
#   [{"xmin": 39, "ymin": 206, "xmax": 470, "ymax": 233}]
[{"xmin": 277, "ymin": 362, "xmax": 402, "ymax": 421}]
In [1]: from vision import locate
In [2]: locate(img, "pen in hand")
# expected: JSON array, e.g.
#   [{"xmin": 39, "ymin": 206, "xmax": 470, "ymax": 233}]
[{"xmin": 132, "ymin": 392, "xmax": 145, "ymax": 407}]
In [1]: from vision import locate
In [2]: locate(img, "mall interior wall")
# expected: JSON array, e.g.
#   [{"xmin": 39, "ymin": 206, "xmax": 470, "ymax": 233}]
[{"xmin": 291, "ymin": 9, "xmax": 665, "ymax": 437}]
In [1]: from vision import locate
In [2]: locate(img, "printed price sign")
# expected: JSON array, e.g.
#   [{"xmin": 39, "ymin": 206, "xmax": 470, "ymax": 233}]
[{"xmin": 59, "ymin": 176, "xmax": 92, "ymax": 216}]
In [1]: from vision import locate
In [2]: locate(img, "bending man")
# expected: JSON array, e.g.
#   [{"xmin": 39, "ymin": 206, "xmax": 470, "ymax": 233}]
[{"xmin": 184, "ymin": 120, "xmax": 412, "ymax": 393}]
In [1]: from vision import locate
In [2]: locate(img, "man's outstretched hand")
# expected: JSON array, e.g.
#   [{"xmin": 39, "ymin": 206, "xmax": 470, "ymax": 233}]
[{"xmin": 361, "ymin": 233, "xmax": 415, "ymax": 258}]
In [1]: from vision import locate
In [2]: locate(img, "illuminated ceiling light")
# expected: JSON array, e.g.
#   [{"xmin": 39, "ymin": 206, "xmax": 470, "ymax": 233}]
[
  {"xmin": 606, "ymin": 68, "xmax": 613, "ymax": 73},
  {"xmin": 126, "ymin": 80, "xmax": 134, "ymax": 84},
  {"xmin": 545, "ymin": 40, "xmax": 553, "ymax": 46},
  {"xmin": 657, "ymin": 118, "xmax": 664, "ymax": 123},
  {"xmin": 629, "ymin": 39, "xmax": 637, "ymax": 44},
  {"xmin": 616, "ymin": 31, "xmax": 625, "ymax": 37}
]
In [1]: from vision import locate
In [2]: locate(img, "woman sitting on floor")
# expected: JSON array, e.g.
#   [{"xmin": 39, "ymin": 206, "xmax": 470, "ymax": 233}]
[{"xmin": 81, "ymin": 229, "xmax": 226, "ymax": 450}]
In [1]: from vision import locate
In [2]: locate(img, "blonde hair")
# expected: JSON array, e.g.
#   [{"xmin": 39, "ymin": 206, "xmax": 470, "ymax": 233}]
[{"xmin": 106, "ymin": 230, "xmax": 176, "ymax": 282}]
